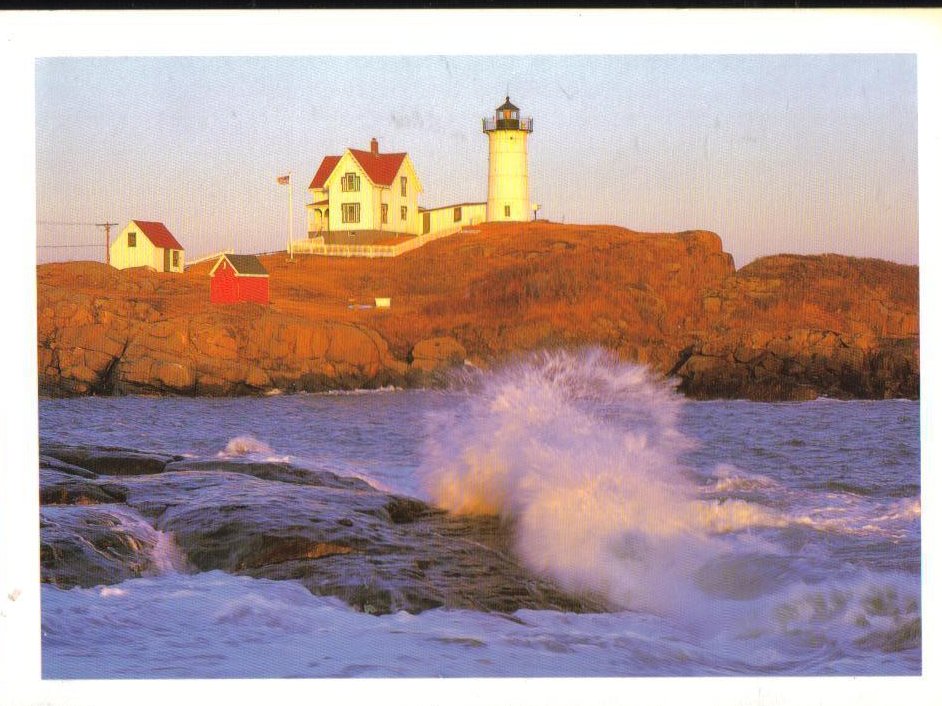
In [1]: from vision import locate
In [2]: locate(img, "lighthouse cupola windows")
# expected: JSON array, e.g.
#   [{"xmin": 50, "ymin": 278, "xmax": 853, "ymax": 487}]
[
  {"xmin": 496, "ymin": 96, "xmax": 520, "ymax": 130},
  {"xmin": 483, "ymin": 96, "xmax": 532, "ymax": 133}
]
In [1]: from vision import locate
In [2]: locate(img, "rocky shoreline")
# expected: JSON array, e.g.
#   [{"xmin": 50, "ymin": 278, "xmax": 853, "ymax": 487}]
[
  {"xmin": 40, "ymin": 443, "xmax": 606, "ymax": 615},
  {"xmin": 37, "ymin": 222, "xmax": 918, "ymax": 401}
]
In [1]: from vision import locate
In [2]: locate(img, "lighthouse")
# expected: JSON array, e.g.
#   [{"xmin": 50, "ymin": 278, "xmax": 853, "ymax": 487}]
[{"xmin": 483, "ymin": 96, "xmax": 533, "ymax": 222}]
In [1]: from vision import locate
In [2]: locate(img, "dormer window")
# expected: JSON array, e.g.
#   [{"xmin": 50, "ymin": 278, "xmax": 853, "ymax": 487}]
[{"xmin": 341, "ymin": 172, "xmax": 360, "ymax": 192}]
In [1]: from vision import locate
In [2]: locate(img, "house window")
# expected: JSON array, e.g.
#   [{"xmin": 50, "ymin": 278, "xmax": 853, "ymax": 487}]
[
  {"xmin": 342, "ymin": 203, "xmax": 361, "ymax": 223},
  {"xmin": 400, "ymin": 176, "xmax": 407, "ymax": 197},
  {"xmin": 128, "ymin": 232, "xmax": 137, "ymax": 247},
  {"xmin": 453, "ymin": 206, "xmax": 462, "ymax": 222},
  {"xmin": 400, "ymin": 205, "xmax": 407, "ymax": 221},
  {"xmin": 381, "ymin": 203, "xmax": 388, "ymax": 225},
  {"xmin": 172, "ymin": 251, "xmax": 179, "ymax": 267},
  {"xmin": 504, "ymin": 205, "xmax": 511, "ymax": 218},
  {"xmin": 341, "ymin": 172, "xmax": 360, "ymax": 192}
]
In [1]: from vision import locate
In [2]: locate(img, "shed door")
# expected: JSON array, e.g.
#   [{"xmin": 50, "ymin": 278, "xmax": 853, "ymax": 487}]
[
  {"xmin": 163, "ymin": 249, "xmax": 171, "ymax": 272},
  {"xmin": 422, "ymin": 212, "xmax": 430, "ymax": 235}
]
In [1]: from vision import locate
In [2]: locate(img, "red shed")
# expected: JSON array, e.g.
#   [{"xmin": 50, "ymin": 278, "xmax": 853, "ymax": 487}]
[{"xmin": 209, "ymin": 254, "xmax": 270, "ymax": 304}]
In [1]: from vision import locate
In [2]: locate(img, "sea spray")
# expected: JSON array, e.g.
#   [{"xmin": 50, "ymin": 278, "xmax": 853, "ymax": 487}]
[
  {"xmin": 218, "ymin": 434, "xmax": 290, "ymax": 463},
  {"xmin": 420, "ymin": 349, "xmax": 920, "ymax": 640},
  {"xmin": 420, "ymin": 349, "xmax": 723, "ymax": 614},
  {"xmin": 218, "ymin": 435, "xmax": 273, "ymax": 457}
]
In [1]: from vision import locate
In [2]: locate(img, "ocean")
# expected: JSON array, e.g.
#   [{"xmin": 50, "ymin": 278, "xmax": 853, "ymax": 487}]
[{"xmin": 38, "ymin": 350, "xmax": 920, "ymax": 678}]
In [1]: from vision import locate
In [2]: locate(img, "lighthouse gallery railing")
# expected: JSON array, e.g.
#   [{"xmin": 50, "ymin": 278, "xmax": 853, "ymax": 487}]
[{"xmin": 482, "ymin": 117, "xmax": 533, "ymax": 132}]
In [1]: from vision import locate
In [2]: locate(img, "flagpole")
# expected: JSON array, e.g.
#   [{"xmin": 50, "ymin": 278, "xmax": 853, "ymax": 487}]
[{"xmin": 287, "ymin": 171, "xmax": 294, "ymax": 261}]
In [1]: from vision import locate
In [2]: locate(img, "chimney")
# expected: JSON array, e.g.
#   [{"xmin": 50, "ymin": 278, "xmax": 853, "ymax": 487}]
[{"xmin": 370, "ymin": 137, "xmax": 378, "ymax": 155}]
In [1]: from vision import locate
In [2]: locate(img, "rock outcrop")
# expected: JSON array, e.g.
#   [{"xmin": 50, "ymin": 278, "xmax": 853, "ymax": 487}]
[
  {"xmin": 40, "ymin": 444, "xmax": 605, "ymax": 614},
  {"xmin": 37, "ymin": 223, "xmax": 918, "ymax": 400},
  {"xmin": 673, "ymin": 254, "xmax": 919, "ymax": 400}
]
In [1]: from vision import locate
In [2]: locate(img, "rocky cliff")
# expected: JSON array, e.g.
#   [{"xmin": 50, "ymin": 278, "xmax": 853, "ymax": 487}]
[{"xmin": 37, "ymin": 222, "xmax": 918, "ymax": 400}]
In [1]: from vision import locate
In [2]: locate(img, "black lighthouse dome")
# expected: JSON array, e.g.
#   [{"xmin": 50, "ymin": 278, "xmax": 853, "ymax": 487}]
[
  {"xmin": 482, "ymin": 96, "xmax": 533, "ymax": 133},
  {"xmin": 496, "ymin": 96, "xmax": 520, "ymax": 128}
]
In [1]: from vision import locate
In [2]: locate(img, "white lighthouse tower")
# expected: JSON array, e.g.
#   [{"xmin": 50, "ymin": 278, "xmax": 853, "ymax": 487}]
[{"xmin": 483, "ymin": 96, "xmax": 533, "ymax": 222}]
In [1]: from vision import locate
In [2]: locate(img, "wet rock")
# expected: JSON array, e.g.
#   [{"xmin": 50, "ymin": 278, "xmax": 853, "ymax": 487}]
[
  {"xmin": 41, "ymin": 444, "xmax": 180, "ymax": 476},
  {"xmin": 40, "ymin": 468, "xmax": 128, "ymax": 505},
  {"xmin": 163, "ymin": 459, "xmax": 373, "ymax": 491},
  {"xmin": 234, "ymin": 537, "xmax": 356, "ymax": 570},
  {"xmin": 49, "ymin": 452, "xmax": 610, "ymax": 615},
  {"xmin": 384, "ymin": 496, "xmax": 436, "ymax": 524},
  {"xmin": 40, "ymin": 505, "xmax": 168, "ymax": 588},
  {"xmin": 40, "ymin": 454, "xmax": 99, "ymax": 479}
]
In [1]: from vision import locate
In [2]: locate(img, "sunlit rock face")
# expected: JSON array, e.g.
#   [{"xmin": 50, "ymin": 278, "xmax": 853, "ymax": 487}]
[{"xmin": 37, "ymin": 224, "xmax": 918, "ymax": 401}]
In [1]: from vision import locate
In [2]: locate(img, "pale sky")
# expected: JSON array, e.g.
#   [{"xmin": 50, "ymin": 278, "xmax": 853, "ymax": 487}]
[{"xmin": 35, "ymin": 53, "xmax": 917, "ymax": 268}]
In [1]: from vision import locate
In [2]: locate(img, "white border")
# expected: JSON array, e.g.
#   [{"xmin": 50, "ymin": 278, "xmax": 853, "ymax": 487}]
[{"xmin": 2, "ymin": 9, "xmax": 940, "ymax": 706}]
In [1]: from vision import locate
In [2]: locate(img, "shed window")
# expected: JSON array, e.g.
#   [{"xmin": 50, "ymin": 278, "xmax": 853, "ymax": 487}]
[
  {"xmin": 172, "ymin": 251, "xmax": 179, "ymax": 267},
  {"xmin": 453, "ymin": 207, "xmax": 462, "ymax": 222},
  {"xmin": 341, "ymin": 172, "xmax": 360, "ymax": 192},
  {"xmin": 128, "ymin": 232, "xmax": 137, "ymax": 247},
  {"xmin": 400, "ymin": 205, "xmax": 407, "ymax": 221},
  {"xmin": 504, "ymin": 205, "xmax": 511, "ymax": 218},
  {"xmin": 342, "ymin": 203, "xmax": 361, "ymax": 223},
  {"xmin": 400, "ymin": 176, "xmax": 407, "ymax": 197}
]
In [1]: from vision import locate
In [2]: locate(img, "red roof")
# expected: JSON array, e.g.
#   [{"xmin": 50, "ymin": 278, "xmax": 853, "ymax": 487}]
[
  {"xmin": 348, "ymin": 148, "xmax": 407, "ymax": 187},
  {"xmin": 310, "ymin": 148, "xmax": 409, "ymax": 191},
  {"xmin": 133, "ymin": 220, "xmax": 184, "ymax": 250},
  {"xmin": 309, "ymin": 155, "xmax": 341, "ymax": 189}
]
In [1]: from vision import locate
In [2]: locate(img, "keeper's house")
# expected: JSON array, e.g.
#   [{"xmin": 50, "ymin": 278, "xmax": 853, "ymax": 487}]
[
  {"xmin": 307, "ymin": 138, "xmax": 423, "ymax": 245},
  {"xmin": 209, "ymin": 254, "xmax": 270, "ymax": 305},
  {"xmin": 306, "ymin": 138, "xmax": 485, "ymax": 246},
  {"xmin": 110, "ymin": 220, "xmax": 185, "ymax": 273}
]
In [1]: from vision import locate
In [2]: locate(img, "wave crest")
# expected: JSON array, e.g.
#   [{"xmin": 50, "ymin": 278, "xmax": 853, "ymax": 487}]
[{"xmin": 420, "ymin": 348, "xmax": 710, "ymax": 612}]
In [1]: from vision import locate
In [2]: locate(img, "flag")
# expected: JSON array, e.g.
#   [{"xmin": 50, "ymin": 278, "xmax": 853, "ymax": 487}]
[{"xmin": 277, "ymin": 175, "xmax": 290, "ymax": 185}]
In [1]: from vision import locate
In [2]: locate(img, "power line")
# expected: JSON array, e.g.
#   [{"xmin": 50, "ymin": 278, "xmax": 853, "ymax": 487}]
[
  {"xmin": 37, "ymin": 219, "xmax": 119, "ymax": 264},
  {"xmin": 37, "ymin": 221, "xmax": 100, "ymax": 226},
  {"xmin": 36, "ymin": 244, "xmax": 101, "ymax": 248}
]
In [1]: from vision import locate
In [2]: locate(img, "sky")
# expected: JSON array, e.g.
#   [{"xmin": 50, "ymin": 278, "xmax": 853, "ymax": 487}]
[{"xmin": 35, "ymin": 53, "xmax": 918, "ymax": 268}]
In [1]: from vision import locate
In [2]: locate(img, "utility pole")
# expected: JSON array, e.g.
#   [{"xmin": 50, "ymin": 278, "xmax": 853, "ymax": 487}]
[{"xmin": 96, "ymin": 222, "xmax": 118, "ymax": 266}]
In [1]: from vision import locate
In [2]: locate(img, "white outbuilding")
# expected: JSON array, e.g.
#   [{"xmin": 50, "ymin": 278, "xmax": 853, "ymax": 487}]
[{"xmin": 110, "ymin": 220, "xmax": 185, "ymax": 272}]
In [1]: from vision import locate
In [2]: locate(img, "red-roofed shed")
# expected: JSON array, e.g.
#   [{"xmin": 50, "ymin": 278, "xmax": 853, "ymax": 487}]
[{"xmin": 209, "ymin": 254, "xmax": 270, "ymax": 304}]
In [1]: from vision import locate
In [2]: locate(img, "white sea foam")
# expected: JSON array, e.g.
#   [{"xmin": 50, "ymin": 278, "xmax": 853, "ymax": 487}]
[
  {"xmin": 421, "ymin": 349, "xmax": 738, "ymax": 616},
  {"xmin": 419, "ymin": 349, "xmax": 920, "ymax": 623},
  {"xmin": 218, "ymin": 435, "xmax": 273, "ymax": 457}
]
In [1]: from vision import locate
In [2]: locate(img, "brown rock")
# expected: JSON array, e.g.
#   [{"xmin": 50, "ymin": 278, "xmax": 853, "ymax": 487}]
[
  {"xmin": 35, "ymin": 223, "xmax": 918, "ymax": 400},
  {"xmin": 411, "ymin": 336, "xmax": 467, "ymax": 372},
  {"xmin": 155, "ymin": 362, "xmax": 194, "ymax": 390}
]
